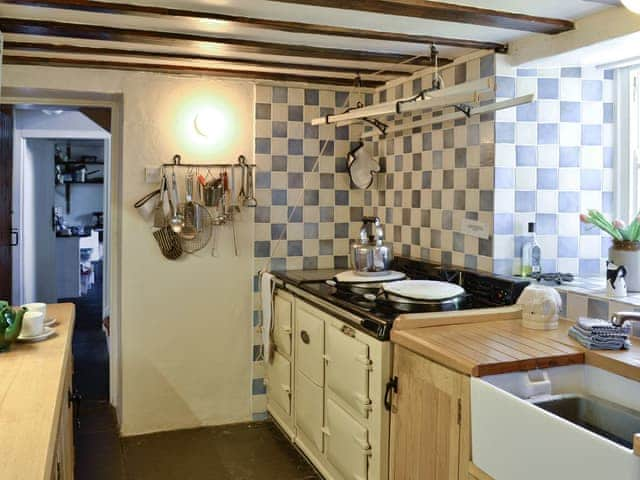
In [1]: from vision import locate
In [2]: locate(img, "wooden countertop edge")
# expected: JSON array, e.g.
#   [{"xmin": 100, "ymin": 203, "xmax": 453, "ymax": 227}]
[
  {"xmin": 393, "ymin": 306, "xmax": 522, "ymax": 331},
  {"xmin": 44, "ymin": 303, "xmax": 76, "ymax": 480}
]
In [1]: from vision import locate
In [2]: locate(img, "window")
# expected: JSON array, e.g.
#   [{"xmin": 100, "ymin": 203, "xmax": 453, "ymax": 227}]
[{"xmin": 619, "ymin": 67, "xmax": 640, "ymax": 220}]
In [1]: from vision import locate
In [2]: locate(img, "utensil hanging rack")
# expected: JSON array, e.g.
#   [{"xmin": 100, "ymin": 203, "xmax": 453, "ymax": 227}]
[{"xmin": 161, "ymin": 154, "xmax": 256, "ymax": 169}]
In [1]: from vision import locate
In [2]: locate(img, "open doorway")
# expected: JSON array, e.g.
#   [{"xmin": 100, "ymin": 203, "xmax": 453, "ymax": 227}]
[{"xmin": 10, "ymin": 105, "xmax": 112, "ymax": 401}]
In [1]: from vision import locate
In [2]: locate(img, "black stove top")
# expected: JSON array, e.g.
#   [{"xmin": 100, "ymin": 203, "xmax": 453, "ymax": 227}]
[{"xmin": 276, "ymin": 257, "xmax": 530, "ymax": 340}]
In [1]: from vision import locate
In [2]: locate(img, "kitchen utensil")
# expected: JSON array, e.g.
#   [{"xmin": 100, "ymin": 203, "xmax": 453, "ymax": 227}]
[
  {"xmin": 0, "ymin": 302, "xmax": 26, "ymax": 352},
  {"xmin": 180, "ymin": 204, "xmax": 213, "ymax": 254},
  {"xmin": 72, "ymin": 165, "xmax": 100, "ymax": 183},
  {"xmin": 153, "ymin": 173, "xmax": 168, "ymax": 228},
  {"xmin": 152, "ymin": 226, "xmax": 183, "ymax": 260},
  {"xmin": 516, "ymin": 284, "xmax": 562, "ymax": 330},
  {"xmin": 210, "ymin": 225, "xmax": 218, "ymax": 257},
  {"xmin": 348, "ymin": 142, "xmax": 380, "ymax": 189},
  {"xmin": 169, "ymin": 170, "xmax": 184, "ymax": 234},
  {"xmin": 351, "ymin": 217, "xmax": 393, "ymax": 274},
  {"xmin": 231, "ymin": 214, "xmax": 239, "ymax": 256},
  {"xmin": 245, "ymin": 166, "xmax": 257, "ymax": 207},
  {"xmin": 135, "ymin": 189, "xmax": 161, "ymax": 220},
  {"xmin": 238, "ymin": 155, "xmax": 247, "ymax": 204},
  {"xmin": 180, "ymin": 175, "xmax": 197, "ymax": 240}
]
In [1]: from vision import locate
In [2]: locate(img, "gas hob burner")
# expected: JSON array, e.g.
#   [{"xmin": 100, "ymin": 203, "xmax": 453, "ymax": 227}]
[{"xmin": 529, "ymin": 272, "xmax": 574, "ymax": 285}]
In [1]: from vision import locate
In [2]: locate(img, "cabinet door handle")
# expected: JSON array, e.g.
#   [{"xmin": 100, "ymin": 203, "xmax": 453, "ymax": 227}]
[
  {"xmin": 300, "ymin": 330, "xmax": 310, "ymax": 344},
  {"xmin": 384, "ymin": 376, "xmax": 398, "ymax": 411},
  {"xmin": 10, "ymin": 229, "xmax": 18, "ymax": 247}
]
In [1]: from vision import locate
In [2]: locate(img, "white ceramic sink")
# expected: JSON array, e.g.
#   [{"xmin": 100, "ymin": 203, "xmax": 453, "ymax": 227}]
[{"xmin": 471, "ymin": 365, "xmax": 640, "ymax": 480}]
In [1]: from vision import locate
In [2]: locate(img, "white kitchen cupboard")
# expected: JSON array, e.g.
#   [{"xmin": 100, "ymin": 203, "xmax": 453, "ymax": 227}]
[
  {"xmin": 266, "ymin": 286, "xmax": 392, "ymax": 480},
  {"xmin": 266, "ymin": 289, "xmax": 295, "ymax": 438}
]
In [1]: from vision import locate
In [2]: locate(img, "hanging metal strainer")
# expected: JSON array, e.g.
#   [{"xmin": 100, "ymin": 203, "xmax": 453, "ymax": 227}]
[{"xmin": 179, "ymin": 202, "xmax": 213, "ymax": 253}]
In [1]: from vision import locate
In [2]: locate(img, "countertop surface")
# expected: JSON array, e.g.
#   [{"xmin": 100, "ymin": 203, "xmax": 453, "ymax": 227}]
[
  {"xmin": 0, "ymin": 303, "xmax": 75, "ymax": 480},
  {"xmin": 391, "ymin": 311, "xmax": 640, "ymax": 382}
]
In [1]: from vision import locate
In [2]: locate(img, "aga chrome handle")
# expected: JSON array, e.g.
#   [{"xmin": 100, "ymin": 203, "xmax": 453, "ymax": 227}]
[{"xmin": 300, "ymin": 330, "xmax": 310, "ymax": 344}]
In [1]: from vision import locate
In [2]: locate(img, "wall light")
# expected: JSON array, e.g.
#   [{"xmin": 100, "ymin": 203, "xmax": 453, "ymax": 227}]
[
  {"xmin": 194, "ymin": 107, "xmax": 224, "ymax": 139},
  {"xmin": 622, "ymin": 0, "xmax": 640, "ymax": 14}
]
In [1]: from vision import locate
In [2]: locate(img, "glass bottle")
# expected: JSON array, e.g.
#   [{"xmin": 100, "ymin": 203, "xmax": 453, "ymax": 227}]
[{"xmin": 521, "ymin": 222, "xmax": 541, "ymax": 276}]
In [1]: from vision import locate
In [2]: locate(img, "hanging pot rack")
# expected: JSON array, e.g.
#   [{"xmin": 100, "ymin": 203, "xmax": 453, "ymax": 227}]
[
  {"xmin": 161, "ymin": 154, "xmax": 256, "ymax": 169},
  {"xmin": 311, "ymin": 77, "xmax": 495, "ymax": 127},
  {"xmin": 360, "ymin": 94, "xmax": 535, "ymax": 141}
]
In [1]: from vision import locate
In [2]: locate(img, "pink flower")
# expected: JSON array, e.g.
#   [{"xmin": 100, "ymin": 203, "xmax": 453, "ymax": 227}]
[
  {"xmin": 613, "ymin": 219, "xmax": 627, "ymax": 229},
  {"xmin": 579, "ymin": 213, "xmax": 591, "ymax": 224}
]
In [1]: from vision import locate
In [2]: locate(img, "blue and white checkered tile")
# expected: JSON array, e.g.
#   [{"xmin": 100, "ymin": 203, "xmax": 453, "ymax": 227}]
[
  {"xmin": 362, "ymin": 53, "xmax": 496, "ymax": 272},
  {"xmin": 492, "ymin": 64, "xmax": 614, "ymax": 276},
  {"xmin": 252, "ymin": 84, "xmax": 367, "ymax": 416}
]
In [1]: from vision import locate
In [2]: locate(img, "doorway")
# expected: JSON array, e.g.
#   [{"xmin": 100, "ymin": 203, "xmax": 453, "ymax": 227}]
[{"xmin": 9, "ymin": 105, "xmax": 112, "ymax": 402}]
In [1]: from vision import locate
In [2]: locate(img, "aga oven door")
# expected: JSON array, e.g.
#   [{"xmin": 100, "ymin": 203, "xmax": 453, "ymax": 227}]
[
  {"xmin": 324, "ymin": 398, "xmax": 371, "ymax": 480},
  {"xmin": 325, "ymin": 322, "xmax": 372, "ymax": 418},
  {"xmin": 267, "ymin": 350, "xmax": 291, "ymax": 416},
  {"xmin": 273, "ymin": 291, "xmax": 293, "ymax": 357}
]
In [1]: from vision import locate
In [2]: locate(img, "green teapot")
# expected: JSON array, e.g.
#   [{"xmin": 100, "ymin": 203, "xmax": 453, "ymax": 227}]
[{"xmin": 0, "ymin": 301, "xmax": 26, "ymax": 352}]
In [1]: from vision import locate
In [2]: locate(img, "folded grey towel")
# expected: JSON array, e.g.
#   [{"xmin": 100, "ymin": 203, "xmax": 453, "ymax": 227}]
[
  {"xmin": 568, "ymin": 326, "xmax": 630, "ymax": 350},
  {"xmin": 572, "ymin": 325, "xmax": 630, "ymax": 339},
  {"xmin": 577, "ymin": 316, "xmax": 632, "ymax": 335}
]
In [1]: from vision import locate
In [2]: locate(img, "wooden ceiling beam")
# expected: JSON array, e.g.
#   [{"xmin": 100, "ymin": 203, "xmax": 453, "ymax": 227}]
[
  {"xmin": 271, "ymin": 0, "xmax": 575, "ymax": 34},
  {"xmin": 2, "ymin": 55, "xmax": 386, "ymax": 87},
  {"xmin": 0, "ymin": 0, "xmax": 508, "ymax": 52},
  {"xmin": 0, "ymin": 18, "xmax": 447, "ymax": 67},
  {"xmin": 3, "ymin": 41, "xmax": 408, "ymax": 77}
]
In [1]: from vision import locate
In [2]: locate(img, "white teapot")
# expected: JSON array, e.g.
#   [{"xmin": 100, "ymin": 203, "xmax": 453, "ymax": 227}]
[{"xmin": 516, "ymin": 284, "xmax": 563, "ymax": 330}]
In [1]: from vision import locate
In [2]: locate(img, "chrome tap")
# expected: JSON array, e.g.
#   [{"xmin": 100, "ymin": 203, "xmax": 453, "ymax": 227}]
[{"xmin": 610, "ymin": 311, "xmax": 640, "ymax": 327}]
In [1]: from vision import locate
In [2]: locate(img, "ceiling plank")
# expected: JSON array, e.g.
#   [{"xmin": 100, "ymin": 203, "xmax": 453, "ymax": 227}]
[
  {"xmin": 2, "ymin": 54, "xmax": 386, "ymax": 87},
  {"xmin": 0, "ymin": 18, "xmax": 447, "ymax": 67},
  {"xmin": 270, "ymin": 0, "xmax": 575, "ymax": 34},
  {"xmin": 4, "ymin": 41, "xmax": 407, "ymax": 77},
  {"xmin": 0, "ymin": 0, "xmax": 508, "ymax": 52}
]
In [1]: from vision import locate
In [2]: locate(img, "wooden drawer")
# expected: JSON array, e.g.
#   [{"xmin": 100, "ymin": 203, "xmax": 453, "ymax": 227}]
[
  {"xmin": 295, "ymin": 301, "xmax": 325, "ymax": 386},
  {"xmin": 273, "ymin": 293, "xmax": 293, "ymax": 357},
  {"xmin": 326, "ymin": 323, "xmax": 371, "ymax": 418},
  {"xmin": 267, "ymin": 351, "xmax": 292, "ymax": 416},
  {"xmin": 295, "ymin": 370, "xmax": 324, "ymax": 453}
]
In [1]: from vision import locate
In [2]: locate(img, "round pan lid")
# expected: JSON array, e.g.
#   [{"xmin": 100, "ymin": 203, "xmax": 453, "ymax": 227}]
[
  {"xmin": 382, "ymin": 280, "xmax": 465, "ymax": 301},
  {"xmin": 334, "ymin": 270, "xmax": 406, "ymax": 284}
]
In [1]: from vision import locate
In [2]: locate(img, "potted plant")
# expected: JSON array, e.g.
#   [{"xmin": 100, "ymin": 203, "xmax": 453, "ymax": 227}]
[{"xmin": 580, "ymin": 210, "xmax": 640, "ymax": 291}]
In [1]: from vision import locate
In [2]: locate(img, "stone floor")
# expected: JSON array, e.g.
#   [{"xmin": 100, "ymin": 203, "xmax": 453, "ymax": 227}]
[{"xmin": 66, "ymin": 262, "xmax": 319, "ymax": 480}]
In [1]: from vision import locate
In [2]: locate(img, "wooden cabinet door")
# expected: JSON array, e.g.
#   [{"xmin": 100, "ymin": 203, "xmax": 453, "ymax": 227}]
[
  {"xmin": 62, "ymin": 358, "xmax": 75, "ymax": 480},
  {"xmin": 389, "ymin": 346, "xmax": 463, "ymax": 480}
]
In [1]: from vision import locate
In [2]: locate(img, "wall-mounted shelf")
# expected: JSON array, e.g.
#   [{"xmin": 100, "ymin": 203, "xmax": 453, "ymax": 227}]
[
  {"xmin": 56, "ymin": 179, "xmax": 104, "ymax": 185},
  {"xmin": 55, "ymin": 161, "xmax": 104, "ymax": 166}
]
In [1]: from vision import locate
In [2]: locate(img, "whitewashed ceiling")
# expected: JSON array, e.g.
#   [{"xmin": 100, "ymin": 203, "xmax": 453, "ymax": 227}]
[{"xmin": 0, "ymin": 0, "xmax": 616, "ymax": 87}]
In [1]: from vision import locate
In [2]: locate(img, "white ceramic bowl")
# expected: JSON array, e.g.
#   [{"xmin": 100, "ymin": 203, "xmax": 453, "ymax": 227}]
[{"xmin": 21, "ymin": 311, "xmax": 45, "ymax": 338}]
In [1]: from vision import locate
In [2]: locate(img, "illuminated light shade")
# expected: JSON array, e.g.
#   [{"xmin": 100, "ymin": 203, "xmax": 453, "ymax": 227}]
[
  {"xmin": 622, "ymin": 0, "xmax": 640, "ymax": 14},
  {"xmin": 194, "ymin": 107, "xmax": 225, "ymax": 139}
]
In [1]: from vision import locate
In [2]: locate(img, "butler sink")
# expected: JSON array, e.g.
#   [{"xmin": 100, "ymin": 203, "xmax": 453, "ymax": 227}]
[
  {"xmin": 531, "ymin": 394, "xmax": 640, "ymax": 449},
  {"xmin": 471, "ymin": 365, "xmax": 640, "ymax": 480}
]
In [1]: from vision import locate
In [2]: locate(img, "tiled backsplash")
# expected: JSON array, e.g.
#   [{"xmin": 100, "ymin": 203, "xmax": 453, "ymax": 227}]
[
  {"xmin": 251, "ymin": 84, "xmax": 367, "ymax": 417},
  {"xmin": 493, "ymin": 60, "xmax": 615, "ymax": 277},
  {"xmin": 363, "ymin": 53, "xmax": 497, "ymax": 272}
]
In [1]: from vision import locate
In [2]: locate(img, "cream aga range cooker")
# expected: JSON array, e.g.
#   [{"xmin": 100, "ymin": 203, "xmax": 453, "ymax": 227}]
[{"xmin": 266, "ymin": 257, "xmax": 528, "ymax": 480}]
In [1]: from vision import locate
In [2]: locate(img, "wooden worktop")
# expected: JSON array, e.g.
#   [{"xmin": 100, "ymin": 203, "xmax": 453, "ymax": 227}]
[
  {"xmin": 0, "ymin": 303, "xmax": 75, "ymax": 480},
  {"xmin": 391, "ymin": 307, "xmax": 640, "ymax": 382}
]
